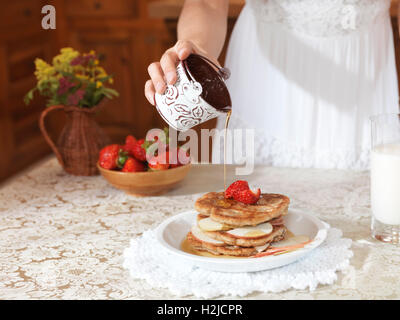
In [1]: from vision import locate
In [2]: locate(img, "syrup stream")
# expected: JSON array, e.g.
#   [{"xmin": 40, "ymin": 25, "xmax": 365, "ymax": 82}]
[{"xmin": 224, "ymin": 110, "xmax": 232, "ymax": 192}]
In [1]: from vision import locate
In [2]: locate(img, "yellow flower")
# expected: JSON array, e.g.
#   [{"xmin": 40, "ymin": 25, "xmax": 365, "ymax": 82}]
[
  {"xmin": 89, "ymin": 50, "xmax": 96, "ymax": 55},
  {"xmin": 94, "ymin": 59, "xmax": 99, "ymax": 65},
  {"xmin": 96, "ymin": 81, "xmax": 103, "ymax": 88},
  {"xmin": 76, "ymin": 74, "xmax": 89, "ymax": 80},
  {"xmin": 34, "ymin": 58, "xmax": 56, "ymax": 82},
  {"xmin": 60, "ymin": 47, "xmax": 75, "ymax": 54},
  {"xmin": 108, "ymin": 78, "xmax": 114, "ymax": 84},
  {"xmin": 95, "ymin": 66, "xmax": 107, "ymax": 78},
  {"xmin": 52, "ymin": 47, "xmax": 80, "ymax": 73},
  {"xmin": 35, "ymin": 58, "xmax": 50, "ymax": 71}
]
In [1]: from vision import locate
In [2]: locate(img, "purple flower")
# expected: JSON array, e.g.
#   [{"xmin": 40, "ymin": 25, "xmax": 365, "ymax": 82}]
[
  {"xmin": 83, "ymin": 54, "xmax": 95, "ymax": 64},
  {"xmin": 57, "ymin": 77, "xmax": 75, "ymax": 95},
  {"xmin": 67, "ymin": 89, "xmax": 85, "ymax": 106},
  {"xmin": 70, "ymin": 56, "xmax": 84, "ymax": 66},
  {"xmin": 70, "ymin": 54, "xmax": 97, "ymax": 66}
]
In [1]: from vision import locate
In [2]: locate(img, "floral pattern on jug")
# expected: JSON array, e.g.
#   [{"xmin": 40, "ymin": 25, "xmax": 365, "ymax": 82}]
[{"xmin": 155, "ymin": 62, "xmax": 222, "ymax": 132}]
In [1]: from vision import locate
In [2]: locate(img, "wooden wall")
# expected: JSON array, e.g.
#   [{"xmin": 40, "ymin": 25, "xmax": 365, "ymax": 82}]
[
  {"xmin": 0, "ymin": 0, "xmax": 177, "ymax": 183},
  {"xmin": 0, "ymin": 0, "xmax": 399, "ymax": 183}
]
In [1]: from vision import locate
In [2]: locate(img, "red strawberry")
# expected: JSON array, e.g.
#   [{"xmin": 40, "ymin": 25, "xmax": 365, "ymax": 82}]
[
  {"xmin": 146, "ymin": 127, "xmax": 170, "ymax": 151},
  {"xmin": 169, "ymin": 147, "xmax": 191, "ymax": 168},
  {"xmin": 234, "ymin": 188, "xmax": 261, "ymax": 205},
  {"xmin": 132, "ymin": 139, "xmax": 147, "ymax": 162},
  {"xmin": 224, "ymin": 180, "xmax": 249, "ymax": 199},
  {"xmin": 122, "ymin": 135, "xmax": 137, "ymax": 155},
  {"xmin": 122, "ymin": 157, "xmax": 146, "ymax": 172},
  {"xmin": 99, "ymin": 144, "xmax": 128, "ymax": 170},
  {"xmin": 148, "ymin": 151, "xmax": 170, "ymax": 171}
]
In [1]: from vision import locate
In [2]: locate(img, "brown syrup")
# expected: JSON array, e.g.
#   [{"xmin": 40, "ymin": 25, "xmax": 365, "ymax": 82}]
[
  {"xmin": 184, "ymin": 54, "xmax": 232, "ymax": 112},
  {"xmin": 224, "ymin": 110, "xmax": 232, "ymax": 191},
  {"xmin": 183, "ymin": 54, "xmax": 232, "ymax": 192}
]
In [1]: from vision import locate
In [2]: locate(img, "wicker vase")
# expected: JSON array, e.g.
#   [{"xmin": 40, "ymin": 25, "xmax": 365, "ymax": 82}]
[{"xmin": 39, "ymin": 104, "xmax": 111, "ymax": 176}]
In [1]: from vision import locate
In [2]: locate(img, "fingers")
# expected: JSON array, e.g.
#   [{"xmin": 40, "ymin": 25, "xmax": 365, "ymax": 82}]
[
  {"xmin": 147, "ymin": 62, "xmax": 166, "ymax": 94},
  {"xmin": 144, "ymin": 79, "xmax": 155, "ymax": 105},
  {"xmin": 160, "ymin": 50, "xmax": 178, "ymax": 85},
  {"xmin": 145, "ymin": 40, "xmax": 196, "ymax": 105},
  {"xmin": 174, "ymin": 40, "xmax": 194, "ymax": 60}
]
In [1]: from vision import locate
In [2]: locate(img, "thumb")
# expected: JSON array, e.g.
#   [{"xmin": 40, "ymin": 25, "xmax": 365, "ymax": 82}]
[{"xmin": 175, "ymin": 40, "xmax": 194, "ymax": 60}]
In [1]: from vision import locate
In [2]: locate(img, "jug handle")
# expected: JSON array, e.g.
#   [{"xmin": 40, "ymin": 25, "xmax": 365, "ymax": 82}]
[{"xmin": 39, "ymin": 105, "xmax": 65, "ymax": 168}]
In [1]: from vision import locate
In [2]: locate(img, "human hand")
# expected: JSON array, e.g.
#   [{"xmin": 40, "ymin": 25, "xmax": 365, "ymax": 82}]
[{"xmin": 144, "ymin": 40, "xmax": 205, "ymax": 105}]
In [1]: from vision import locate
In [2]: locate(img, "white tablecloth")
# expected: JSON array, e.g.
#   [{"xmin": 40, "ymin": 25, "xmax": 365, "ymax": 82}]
[{"xmin": 0, "ymin": 157, "xmax": 399, "ymax": 299}]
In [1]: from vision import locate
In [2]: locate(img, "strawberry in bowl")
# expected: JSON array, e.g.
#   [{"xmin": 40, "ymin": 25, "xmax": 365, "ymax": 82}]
[{"xmin": 97, "ymin": 129, "xmax": 191, "ymax": 196}]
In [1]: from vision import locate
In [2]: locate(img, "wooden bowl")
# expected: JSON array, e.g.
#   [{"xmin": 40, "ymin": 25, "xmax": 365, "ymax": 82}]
[{"xmin": 97, "ymin": 162, "xmax": 191, "ymax": 196}]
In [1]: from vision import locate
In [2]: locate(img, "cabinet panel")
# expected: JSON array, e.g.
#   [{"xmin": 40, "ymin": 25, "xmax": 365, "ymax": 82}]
[
  {"xmin": 0, "ymin": 0, "xmax": 43, "ymax": 29},
  {"xmin": 68, "ymin": 30, "xmax": 137, "ymax": 141},
  {"xmin": 65, "ymin": 0, "xmax": 138, "ymax": 18},
  {"xmin": 0, "ymin": 27, "xmax": 58, "ymax": 182},
  {"xmin": 128, "ymin": 30, "xmax": 175, "ymax": 136}
]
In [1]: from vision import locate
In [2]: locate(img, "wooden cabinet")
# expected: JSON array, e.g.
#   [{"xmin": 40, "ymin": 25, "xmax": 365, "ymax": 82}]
[
  {"xmin": 0, "ymin": 0, "xmax": 174, "ymax": 183},
  {"xmin": 65, "ymin": 0, "xmax": 139, "ymax": 18},
  {"xmin": 68, "ymin": 30, "xmax": 136, "ymax": 139},
  {"xmin": 0, "ymin": 0, "xmax": 44, "ymax": 29},
  {"xmin": 0, "ymin": 0, "xmax": 60, "ymax": 182},
  {"xmin": 64, "ymin": 1, "xmax": 175, "ymax": 141}
]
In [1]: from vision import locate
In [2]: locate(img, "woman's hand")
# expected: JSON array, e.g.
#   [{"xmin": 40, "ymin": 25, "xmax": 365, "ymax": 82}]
[
  {"xmin": 145, "ymin": 40, "xmax": 204, "ymax": 105},
  {"xmin": 144, "ymin": 0, "xmax": 229, "ymax": 106}
]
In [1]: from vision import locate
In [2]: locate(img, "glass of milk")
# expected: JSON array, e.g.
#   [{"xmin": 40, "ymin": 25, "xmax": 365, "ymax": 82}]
[{"xmin": 370, "ymin": 113, "xmax": 400, "ymax": 244}]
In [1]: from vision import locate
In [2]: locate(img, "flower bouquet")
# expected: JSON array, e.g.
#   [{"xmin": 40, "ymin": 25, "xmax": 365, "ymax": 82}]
[{"xmin": 24, "ymin": 47, "xmax": 119, "ymax": 176}]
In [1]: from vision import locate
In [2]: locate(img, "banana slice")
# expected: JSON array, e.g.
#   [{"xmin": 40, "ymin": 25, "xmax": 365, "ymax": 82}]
[
  {"xmin": 270, "ymin": 235, "xmax": 310, "ymax": 248},
  {"xmin": 226, "ymin": 222, "xmax": 273, "ymax": 238},
  {"xmin": 198, "ymin": 217, "xmax": 232, "ymax": 232},
  {"xmin": 191, "ymin": 226, "xmax": 225, "ymax": 246},
  {"xmin": 255, "ymin": 243, "xmax": 270, "ymax": 253}
]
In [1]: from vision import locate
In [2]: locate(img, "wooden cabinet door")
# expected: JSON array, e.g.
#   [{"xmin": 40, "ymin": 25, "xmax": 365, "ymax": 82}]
[
  {"xmin": 68, "ymin": 26, "xmax": 175, "ymax": 143},
  {"xmin": 68, "ymin": 30, "xmax": 136, "ymax": 142},
  {"xmin": 0, "ymin": 32, "xmax": 59, "ymax": 182}
]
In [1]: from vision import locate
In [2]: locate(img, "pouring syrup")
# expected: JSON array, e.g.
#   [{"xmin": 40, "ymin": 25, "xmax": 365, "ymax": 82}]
[{"xmin": 183, "ymin": 54, "xmax": 232, "ymax": 192}]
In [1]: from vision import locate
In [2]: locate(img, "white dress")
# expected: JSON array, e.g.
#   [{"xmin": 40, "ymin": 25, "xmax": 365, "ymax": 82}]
[{"xmin": 213, "ymin": 0, "xmax": 399, "ymax": 170}]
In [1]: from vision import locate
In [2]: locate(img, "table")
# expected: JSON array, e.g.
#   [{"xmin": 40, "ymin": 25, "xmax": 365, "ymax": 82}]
[{"xmin": 0, "ymin": 157, "xmax": 399, "ymax": 299}]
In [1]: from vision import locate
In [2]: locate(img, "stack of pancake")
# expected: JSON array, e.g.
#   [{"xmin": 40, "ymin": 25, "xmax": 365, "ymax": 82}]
[{"xmin": 185, "ymin": 192, "xmax": 290, "ymax": 257}]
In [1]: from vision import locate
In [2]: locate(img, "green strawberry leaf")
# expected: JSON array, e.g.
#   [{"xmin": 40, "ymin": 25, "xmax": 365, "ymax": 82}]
[{"xmin": 117, "ymin": 149, "xmax": 129, "ymax": 168}]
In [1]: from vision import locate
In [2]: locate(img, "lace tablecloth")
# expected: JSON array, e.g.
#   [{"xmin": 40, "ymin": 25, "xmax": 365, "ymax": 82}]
[{"xmin": 0, "ymin": 157, "xmax": 399, "ymax": 299}]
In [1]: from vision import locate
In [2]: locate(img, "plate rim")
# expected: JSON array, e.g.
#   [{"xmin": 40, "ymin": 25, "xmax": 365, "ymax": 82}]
[{"xmin": 155, "ymin": 208, "xmax": 330, "ymax": 265}]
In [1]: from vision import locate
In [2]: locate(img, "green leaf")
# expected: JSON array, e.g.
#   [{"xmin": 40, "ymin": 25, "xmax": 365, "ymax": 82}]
[
  {"xmin": 23, "ymin": 88, "xmax": 37, "ymax": 105},
  {"xmin": 102, "ymin": 87, "xmax": 119, "ymax": 98},
  {"xmin": 92, "ymin": 91, "xmax": 104, "ymax": 105},
  {"xmin": 104, "ymin": 92, "xmax": 113, "ymax": 99},
  {"xmin": 59, "ymin": 71, "xmax": 75, "ymax": 77},
  {"xmin": 117, "ymin": 150, "xmax": 129, "ymax": 168},
  {"xmin": 97, "ymin": 75, "xmax": 112, "ymax": 82}
]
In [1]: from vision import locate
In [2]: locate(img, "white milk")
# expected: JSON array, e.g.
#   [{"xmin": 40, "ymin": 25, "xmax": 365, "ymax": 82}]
[{"xmin": 371, "ymin": 143, "xmax": 400, "ymax": 225}]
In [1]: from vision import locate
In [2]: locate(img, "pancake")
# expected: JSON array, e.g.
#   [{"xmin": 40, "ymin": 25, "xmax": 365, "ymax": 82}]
[
  {"xmin": 195, "ymin": 192, "xmax": 290, "ymax": 227},
  {"xmin": 186, "ymin": 232, "xmax": 260, "ymax": 257},
  {"xmin": 204, "ymin": 225, "xmax": 287, "ymax": 247}
]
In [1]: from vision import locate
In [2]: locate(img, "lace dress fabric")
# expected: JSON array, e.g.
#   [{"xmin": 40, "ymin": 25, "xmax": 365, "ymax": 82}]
[
  {"xmin": 213, "ymin": 0, "xmax": 398, "ymax": 170},
  {"xmin": 248, "ymin": 0, "xmax": 391, "ymax": 37},
  {"xmin": 1, "ymin": 158, "xmax": 400, "ymax": 299}
]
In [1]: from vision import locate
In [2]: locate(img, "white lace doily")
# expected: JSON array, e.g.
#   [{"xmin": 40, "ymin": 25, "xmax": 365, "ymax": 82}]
[{"xmin": 123, "ymin": 226, "xmax": 353, "ymax": 298}]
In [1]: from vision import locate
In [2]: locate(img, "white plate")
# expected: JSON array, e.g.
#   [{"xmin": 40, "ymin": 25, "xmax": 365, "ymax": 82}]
[{"xmin": 155, "ymin": 209, "xmax": 329, "ymax": 273}]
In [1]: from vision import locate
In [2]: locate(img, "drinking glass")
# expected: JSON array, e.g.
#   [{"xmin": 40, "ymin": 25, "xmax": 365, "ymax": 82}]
[{"xmin": 370, "ymin": 113, "xmax": 400, "ymax": 244}]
